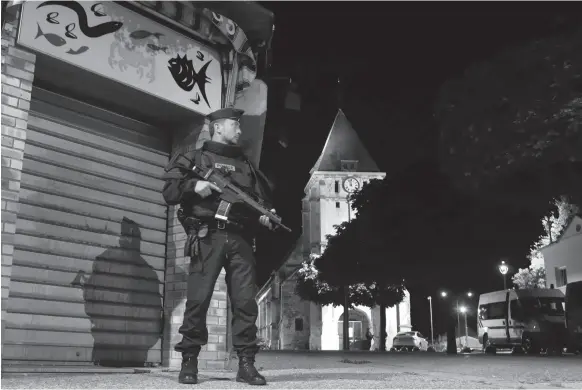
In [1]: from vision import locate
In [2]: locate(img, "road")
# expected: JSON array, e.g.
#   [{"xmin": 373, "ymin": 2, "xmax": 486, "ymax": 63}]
[{"xmin": 2, "ymin": 351, "xmax": 582, "ymax": 389}]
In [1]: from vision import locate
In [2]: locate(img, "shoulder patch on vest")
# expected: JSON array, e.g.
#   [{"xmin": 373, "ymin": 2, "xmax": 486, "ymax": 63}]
[{"xmin": 215, "ymin": 163, "xmax": 236, "ymax": 173}]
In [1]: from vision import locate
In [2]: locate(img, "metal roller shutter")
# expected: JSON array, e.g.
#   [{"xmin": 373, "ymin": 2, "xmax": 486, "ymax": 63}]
[{"xmin": 4, "ymin": 88, "xmax": 170, "ymax": 367}]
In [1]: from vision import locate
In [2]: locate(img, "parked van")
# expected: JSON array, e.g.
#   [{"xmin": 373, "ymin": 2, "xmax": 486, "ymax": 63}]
[
  {"xmin": 477, "ymin": 288, "xmax": 566, "ymax": 354},
  {"xmin": 565, "ymin": 281, "xmax": 582, "ymax": 353}
]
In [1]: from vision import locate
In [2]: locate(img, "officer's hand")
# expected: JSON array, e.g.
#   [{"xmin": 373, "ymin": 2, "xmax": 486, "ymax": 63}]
[
  {"xmin": 194, "ymin": 180, "xmax": 222, "ymax": 198},
  {"xmin": 259, "ymin": 209, "xmax": 277, "ymax": 230}
]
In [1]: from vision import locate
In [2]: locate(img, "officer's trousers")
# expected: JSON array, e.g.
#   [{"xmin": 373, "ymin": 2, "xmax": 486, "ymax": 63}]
[{"xmin": 174, "ymin": 228, "xmax": 259, "ymax": 359}]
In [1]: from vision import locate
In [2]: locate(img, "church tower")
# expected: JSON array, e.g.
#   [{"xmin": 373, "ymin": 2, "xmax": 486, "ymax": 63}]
[
  {"xmin": 256, "ymin": 109, "xmax": 411, "ymax": 352},
  {"xmin": 302, "ymin": 110, "xmax": 411, "ymax": 351},
  {"xmin": 302, "ymin": 109, "xmax": 385, "ymax": 257}
]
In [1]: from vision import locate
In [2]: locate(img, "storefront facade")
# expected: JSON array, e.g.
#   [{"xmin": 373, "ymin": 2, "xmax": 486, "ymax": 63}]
[{"xmin": 1, "ymin": 0, "xmax": 273, "ymax": 370}]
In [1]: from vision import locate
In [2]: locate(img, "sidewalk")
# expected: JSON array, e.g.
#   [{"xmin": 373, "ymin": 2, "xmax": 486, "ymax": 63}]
[{"xmin": 2, "ymin": 351, "xmax": 582, "ymax": 389}]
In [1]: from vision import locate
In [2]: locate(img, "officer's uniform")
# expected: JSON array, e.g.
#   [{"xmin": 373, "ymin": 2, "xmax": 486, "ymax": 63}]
[{"xmin": 162, "ymin": 108, "xmax": 274, "ymax": 385}]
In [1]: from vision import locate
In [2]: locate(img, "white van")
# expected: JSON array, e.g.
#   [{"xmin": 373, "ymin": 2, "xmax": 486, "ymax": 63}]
[{"xmin": 477, "ymin": 288, "xmax": 566, "ymax": 354}]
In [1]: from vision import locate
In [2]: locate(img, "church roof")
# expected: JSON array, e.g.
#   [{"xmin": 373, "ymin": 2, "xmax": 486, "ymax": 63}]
[{"xmin": 310, "ymin": 109, "xmax": 380, "ymax": 174}]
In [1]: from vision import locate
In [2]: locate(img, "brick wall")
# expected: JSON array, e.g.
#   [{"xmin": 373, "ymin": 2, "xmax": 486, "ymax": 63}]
[
  {"xmin": 1, "ymin": 5, "xmax": 36, "ymax": 347},
  {"xmin": 163, "ymin": 204, "xmax": 230, "ymax": 370}
]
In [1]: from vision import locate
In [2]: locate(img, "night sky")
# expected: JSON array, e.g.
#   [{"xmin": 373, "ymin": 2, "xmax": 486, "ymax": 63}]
[{"xmin": 252, "ymin": 2, "xmax": 582, "ymax": 338}]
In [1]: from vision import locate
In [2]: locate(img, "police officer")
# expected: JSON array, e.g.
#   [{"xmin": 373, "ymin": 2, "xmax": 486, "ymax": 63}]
[{"xmin": 162, "ymin": 108, "xmax": 275, "ymax": 386}]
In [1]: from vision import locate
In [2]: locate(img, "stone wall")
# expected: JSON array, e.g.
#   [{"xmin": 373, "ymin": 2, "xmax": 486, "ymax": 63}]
[
  {"xmin": 279, "ymin": 274, "xmax": 310, "ymax": 350},
  {"xmin": 1, "ymin": 4, "xmax": 36, "ymax": 347}
]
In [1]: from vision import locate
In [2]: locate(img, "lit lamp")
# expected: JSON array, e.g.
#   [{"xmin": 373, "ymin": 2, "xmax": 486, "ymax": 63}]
[
  {"xmin": 499, "ymin": 261, "xmax": 509, "ymax": 290},
  {"xmin": 459, "ymin": 306, "xmax": 469, "ymax": 348}
]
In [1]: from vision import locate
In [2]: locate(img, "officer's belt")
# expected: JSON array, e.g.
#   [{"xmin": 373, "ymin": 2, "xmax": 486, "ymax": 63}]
[{"xmin": 200, "ymin": 218, "xmax": 246, "ymax": 233}]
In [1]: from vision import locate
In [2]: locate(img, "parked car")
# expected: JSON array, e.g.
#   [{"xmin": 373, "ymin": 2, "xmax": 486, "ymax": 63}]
[{"xmin": 391, "ymin": 331, "xmax": 429, "ymax": 351}]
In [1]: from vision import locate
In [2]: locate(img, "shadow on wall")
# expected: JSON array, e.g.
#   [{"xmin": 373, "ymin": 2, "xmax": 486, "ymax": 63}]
[{"xmin": 71, "ymin": 218, "xmax": 162, "ymax": 367}]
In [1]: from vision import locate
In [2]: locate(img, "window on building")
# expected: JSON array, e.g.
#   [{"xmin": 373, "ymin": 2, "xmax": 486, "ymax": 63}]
[
  {"xmin": 295, "ymin": 318, "xmax": 303, "ymax": 331},
  {"xmin": 334, "ymin": 180, "xmax": 339, "ymax": 193},
  {"xmin": 336, "ymin": 202, "xmax": 340, "ymax": 208},
  {"xmin": 341, "ymin": 160, "xmax": 358, "ymax": 172},
  {"xmin": 556, "ymin": 267, "xmax": 568, "ymax": 287}
]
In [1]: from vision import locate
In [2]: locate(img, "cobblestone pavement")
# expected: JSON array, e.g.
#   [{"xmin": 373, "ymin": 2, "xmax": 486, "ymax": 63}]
[{"xmin": 2, "ymin": 351, "xmax": 582, "ymax": 389}]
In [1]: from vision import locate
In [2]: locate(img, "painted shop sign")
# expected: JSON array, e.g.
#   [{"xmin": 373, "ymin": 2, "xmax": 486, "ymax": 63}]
[{"xmin": 18, "ymin": 1, "xmax": 222, "ymax": 115}]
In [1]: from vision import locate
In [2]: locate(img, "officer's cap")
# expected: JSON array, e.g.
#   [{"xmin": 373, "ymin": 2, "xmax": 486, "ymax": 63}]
[{"xmin": 206, "ymin": 107, "xmax": 244, "ymax": 122}]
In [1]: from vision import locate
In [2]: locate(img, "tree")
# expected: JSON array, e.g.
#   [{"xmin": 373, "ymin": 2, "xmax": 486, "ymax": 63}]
[
  {"xmin": 435, "ymin": 27, "xmax": 582, "ymax": 212},
  {"xmin": 295, "ymin": 218, "xmax": 406, "ymax": 351},
  {"xmin": 314, "ymin": 160, "xmax": 551, "ymax": 352},
  {"xmin": 529, "ymin": 197, "xmax": 580, "ymax": 266},
  {"xmin": 350, "ymin": 161, "xmax": 548, "ymax": 282},
  {"xmin": 295, "ymin": 255, "xmax": 379, "ymax": 309},
  {"xmin": 512, "ymin": 265, "xmax": 546, "ymax": 289}
]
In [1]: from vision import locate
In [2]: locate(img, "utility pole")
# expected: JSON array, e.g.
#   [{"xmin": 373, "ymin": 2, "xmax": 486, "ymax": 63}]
[
  {"xmin": 427, "ymin": 296, "xmax": 434, "ymax": 347},
  {"xmin": 464, "ymin": 311, "xmax": 469, "ymax": 348},
  {"xmin": 456, "ymin": 300, "xmax": 461, "ymax": 348},
  {"xmin": 342, "ymin": 196, "xmax": 352, "ymax": 351}
]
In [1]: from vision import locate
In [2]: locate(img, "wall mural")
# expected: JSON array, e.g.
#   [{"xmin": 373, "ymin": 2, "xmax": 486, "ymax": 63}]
[
  {"xmin": 35, "ymin": 1, "xmax": 123, "ymax": 55},
  {"xmin": 18, "ymin": 1, "xmax": 223, "ymax": 115}
]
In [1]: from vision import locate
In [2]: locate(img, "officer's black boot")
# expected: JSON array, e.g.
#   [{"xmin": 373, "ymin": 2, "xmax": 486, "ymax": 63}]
[
  {"xmin": 236, "ymin": 356, "xmax": 266, "ymax": 386},
  {"xmin": 178, "ymin": 354, "xmax": 199, "ymax": 385}
]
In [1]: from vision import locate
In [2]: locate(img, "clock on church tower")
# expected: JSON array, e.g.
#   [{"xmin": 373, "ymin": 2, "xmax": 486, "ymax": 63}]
[{"xmin": 342, "ymin": 177, "xmax": 360, "ymax": 193}]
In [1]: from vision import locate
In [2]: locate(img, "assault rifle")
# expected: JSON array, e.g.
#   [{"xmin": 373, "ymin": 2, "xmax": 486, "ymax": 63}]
[{"xmin": 175, "ymin": 154, "xmax": 292, "ymax": 233}]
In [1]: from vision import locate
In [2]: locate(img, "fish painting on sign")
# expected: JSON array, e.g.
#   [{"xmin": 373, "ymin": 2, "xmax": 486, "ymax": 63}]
[
  {"xmin": 167, "ymin": 54, "xmax": 213, "ymax": 108},
  {"xmin": 34, "ymin": 1, "xmax": 123, "ymax": 55}
]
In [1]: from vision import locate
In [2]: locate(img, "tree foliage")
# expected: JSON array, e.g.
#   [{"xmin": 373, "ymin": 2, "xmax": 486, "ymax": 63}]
[
  {"xmin": 435, "ymin": 27, "xmax": 582, "ymax": 210},
  {"xmin": 529, "ymin": 197, "xmax": 580, "ymax": 265},
  {"xmin": 295, "ymin": 227, "xmax": 406, "ymax": 310},
  {"xmin": 512, "ymin": 264, "xmax": 547, "ymax": 289},
  {"xmin": 308, "ymin": 161, "xmax": 550, "ymax": 295}
]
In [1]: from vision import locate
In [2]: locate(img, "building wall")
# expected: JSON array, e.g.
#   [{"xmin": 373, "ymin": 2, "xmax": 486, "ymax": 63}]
[
  {"xmin": 257, "ymin": 284, "xmax": 280, "ymax": 350},
  {"xmin": 309, "ymin": 301, "xmax": 323, "ymax": 350},
  {"xmin": 542, "ymin": 218, "xmax": 582, "ymax": 292},
  {"xmin": 304, "ymin": 186, "xmax": 321, "ymax": 254},
  {"xmin": 256, "ymin": 240, "xmax": 307, "ymax": 351},
  {"xmin": 317, "ymin": 289, "xmax": 411, "ymax": 351},
  {"xmin": 1, "ymin": 5, "xmax": 36, "ymax": 348},
  {"xmin": 1, "ymin": 2, "xmax": 240, "ymax": 369},
  {"xmin": 279, "ymin": 275, "xmax": 311, "ymax": 350}
]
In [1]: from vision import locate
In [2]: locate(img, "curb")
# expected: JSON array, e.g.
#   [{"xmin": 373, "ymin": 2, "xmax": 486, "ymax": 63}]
[{"xmin": 2, "ymin": 366, "xmax": 158, "ymax": 375}]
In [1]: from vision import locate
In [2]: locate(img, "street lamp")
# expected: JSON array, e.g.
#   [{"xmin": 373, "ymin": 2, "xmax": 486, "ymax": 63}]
[
  {"xmin": 499, "ymin": 261, "xmax": 509, "ymax": 290},
  {"xmin": 459, "ymin": 306, "xmax": 469, "ymax": 348},
  {"xmin": 427, "ymin": 296, "xmax": 434, "ymax": 346},
  {"xmin": 441, "ymin": 290, "xmax": 474, "ymax": 348}
]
